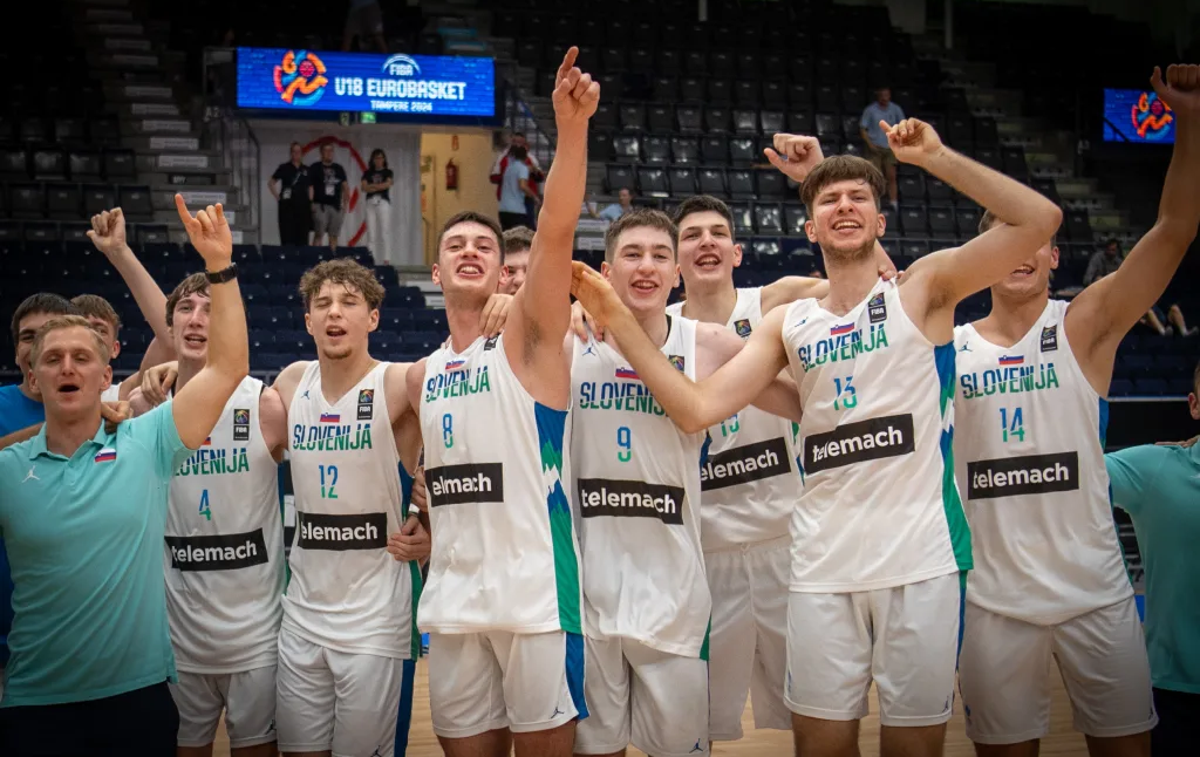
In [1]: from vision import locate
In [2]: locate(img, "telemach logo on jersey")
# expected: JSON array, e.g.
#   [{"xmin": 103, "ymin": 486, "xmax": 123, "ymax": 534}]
[
  {"xmin": 427, "ymin": 463, "xmax": 504, "ymax": 506},
  {"xmin": 805, "ymin": 414, "xmax": 915, "ymax": 473},
  {"xmin": 701, "ymin": 437, "xmax": 791, "ymax": 490},
  {"xmin": 166, "ymin": 529, "xmax": 269, "ymax": 571},
  {"xmin": 357, "ymin": 388, "xmax": 374, "ymax": 420},
  {"xmin": 967, "ymin": 451, "xmax": 1079, "ymax": 499},
  {"xmin": 577, "ymin": 478, "xmax": 685, "ymax": 525},
  {"xmin": 233, "ymin": 408, "xmax": 251, "ymax": 441},
  {"xmin": 297, "ymin": 512, "xmax": 388, "ymax": 550}
]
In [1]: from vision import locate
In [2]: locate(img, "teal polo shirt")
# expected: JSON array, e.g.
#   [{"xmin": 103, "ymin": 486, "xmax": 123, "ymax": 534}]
[
  {"xmin": 0, "ymin": 402, "xmax": 194, "ymax": 706},
  {"xmin": 1106, "ymin": 442, "xmax": 1200, "ymax": 694}
]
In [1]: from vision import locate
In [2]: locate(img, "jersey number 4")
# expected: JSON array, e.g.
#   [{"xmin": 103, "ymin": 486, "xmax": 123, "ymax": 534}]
[{"xmin": 198, "ymin": 489, "xmax": 211, "ymax": 521}]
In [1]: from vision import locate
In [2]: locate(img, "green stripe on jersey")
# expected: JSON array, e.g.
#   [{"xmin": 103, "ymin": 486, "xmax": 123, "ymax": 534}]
[
  {"xmin": 936, "ymin": 342, "xmax": 973, "ymax": 571},
  {"xmin": 408, "ymin": 560, "xmax": 424, "ymax": 659},
  {"xmin": 536, "ymin": 403, "xmax": 582, "ymax": 635}
]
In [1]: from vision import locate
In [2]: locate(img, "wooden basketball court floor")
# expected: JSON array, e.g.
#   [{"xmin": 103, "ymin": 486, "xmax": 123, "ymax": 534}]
[{"xmin": 211, "ymin": 660, "xmax": 1090, "ymax": 756}]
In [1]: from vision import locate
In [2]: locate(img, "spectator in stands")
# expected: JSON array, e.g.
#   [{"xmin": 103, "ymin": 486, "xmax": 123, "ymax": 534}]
[
  {"xmin": 1084, "ymin": 238, "xmax": 1125, "ymax": 285},
  {"xmin": 269, "ymin": 142, "xmax": 313, "ymax": 246},
  {"xmin": 498, "ymin": 226, "xmax": 534, "ymax": 295},
  {"xmin": 1106, "ymin": 359, "xmax": 1200, "ymax": 757},
  {"xmin": 860, "ymin": 86, "xmax": 905, "ymax": 210},
  {"xmin": 498, "ymin": 145, "xmax": 540, "ymax": 230},
  {"xmin": 362, "ymin": 148, "xmax": 396, "ymax": 265},
  {"xmin": 309, "ymin": 142, "xmax": 350, "ymax": 251},
  {"xmin": 342, "ymin": 0, "xmax": 387, "ymax": 53},
  {"xmin": 491, "ymin": 131, "xmax": 545, "ymax": 224},
  {"xmin": 588, "ymin": 187, "xmax": 634, "ymax": 223}
]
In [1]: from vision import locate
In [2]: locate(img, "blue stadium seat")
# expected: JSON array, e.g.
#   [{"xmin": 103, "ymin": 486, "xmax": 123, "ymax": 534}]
[{"xmin": 1134, "ymin": 378, "xmax": 1168, "ymax": 396}]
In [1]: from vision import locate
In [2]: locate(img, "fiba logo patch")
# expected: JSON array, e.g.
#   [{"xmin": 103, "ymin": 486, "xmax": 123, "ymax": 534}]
[
  {"xmin": 357, "ymin": 389, "xmax": 375, "ymax": 421},
  {"xmin": 1040, "ymin": 324, "xmax": 1058, "ymax": 352},
  {"xmin": 484, "ymin": 335, "xmax": 499, "ymax": 350},
  {"xmin": 734, "ymin": 319, "xmax": 752, "ymax": 338},
  {"xmin": 274, "ymin": 50, "xmax": 328, "ymax": 107},
  {"xmin": 233, "ymin": 408, "xmax": 251, "ymax": 441},
  {"xmin": 868, "ymin": 292, "xmax": 887, "ymax": 324},
  {"xmin": 668, "ymin": 355, "xmax": 686, "ymax": 372}
]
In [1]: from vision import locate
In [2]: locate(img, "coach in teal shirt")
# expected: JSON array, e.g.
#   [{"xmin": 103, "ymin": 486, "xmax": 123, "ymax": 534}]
[
  {"xmin": 1106, "ymin": 382, "xmax": 1200, "ymax": 756},
  {"xmin": 0, "ymin": 196, "xmax": 247, "ymax": 757},
  {"xmin": 0, "ymin": 401, "xmax": 190, "ymax": 706}
]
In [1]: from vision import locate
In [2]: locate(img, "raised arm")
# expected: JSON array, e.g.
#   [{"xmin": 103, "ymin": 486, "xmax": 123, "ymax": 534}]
[
  {"xmin": 696, "ymin": 322, "xmax": 802, "ymax": 423},
  {"xmin": 1066, "ymin": 65, "xmax": 1200, "ymax": 363},
  {"xmin": 87, "ymin": 208, "xmax": 172, "ymax": 346},
  {"xmin": 573, "ymin": 261, "xmax": 791, "ymax": 433},
  {"xmin": 508, "ymin": 47, "xmax": 599, "ymax": 356},
  {"xmin": 891, "ymin": 119, "xmax": 1062, "ymax": 329},
  {"xmin": 170, "ymin": 196, "xmax": 249, "ymax": 449}
]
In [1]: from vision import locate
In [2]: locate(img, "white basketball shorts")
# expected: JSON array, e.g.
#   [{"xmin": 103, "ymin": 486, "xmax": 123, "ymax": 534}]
[
  {"xmin": 785, "ymin": 571, "xmax": 963, "ymax": 727},
  {"xmin": 958, "ymin": 596, "xmax": 1157, "ymax": 743},
  {"xmin": 705, "ymin": 536, "xmax": 791, "ymax": 740},
  {"xmin": 170, "ymin": 666, "xmax": 277, "ymax": 748},
  {"xmin": 275, "ymin": 627, "xmax": 414, "ymax": 757},
  {"xmin": 427, "ymin": 630, "xmax": 586, "ymax": 739},
  {"xmin": 574, "ymin": 635, "xmax": 710, "ymax": 757}
]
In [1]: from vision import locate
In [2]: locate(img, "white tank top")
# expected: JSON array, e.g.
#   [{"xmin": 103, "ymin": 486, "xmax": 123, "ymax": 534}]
[
  {"xmin": 782, "ymin": 278, "xmax": 972, "ymax": 592},
  {"xmin": 101, "ymin": 384, "xmax": 121, "ymax": 403},
  {"xmin": 954, "ymin": 299, "xmax": 1131, "ymax": 624},
  {"xmin": 418, "ymin": 333, "xmax": 583, "ymax": 635},
  {"xmin": 668, "ymin": 288, "xmax": 799, "ymax": 550},
  {"xmin": 165, "ymin": 377, "xmax": 285, "ymax": 673},
  {"xmin": 571, "ymin": 317, "xmax": 710, "ymax": 657},
  {"xmin": 284, "ymin": 362, "xmax": 419, "ymax": 659}
]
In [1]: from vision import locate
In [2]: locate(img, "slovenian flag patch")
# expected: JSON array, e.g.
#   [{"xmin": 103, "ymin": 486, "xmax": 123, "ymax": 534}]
[
  {"xmin": 319, "ymin": 413, "xmax": 341, "ymax": 423},
  {"xmin": 830, "ymin": 323, "xmax": 854, "ymax": 336},
  {"xmin": 94, "ymin": 448, "xmax": 117, "ymax": 463},
  {"xmin": 201, "ymin": 437, "xmax": 212, "ymax": 446},
  {"xmin": 615, "ymin": 367, "xmax": 639, "ymax": 380},
  {"xmin": 445, "ymin": 360, "xmax": 465, "ymax": 371},
  {"xmin": 999, "ymin": 355, "xmax": 1024, "ymax": 366}
]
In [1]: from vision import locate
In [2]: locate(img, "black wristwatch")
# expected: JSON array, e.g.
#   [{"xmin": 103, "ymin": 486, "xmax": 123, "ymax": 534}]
[{"xmin": 205, "ymin": 263, "xmax": 239, "ymax": 284}]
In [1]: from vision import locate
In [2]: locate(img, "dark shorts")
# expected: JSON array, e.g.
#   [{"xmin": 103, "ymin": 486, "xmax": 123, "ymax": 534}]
[
  {"xmin": 0, "ymin": 681, "xmax": 178, "ymax": 757},
  {"xmin": 1153, "ymin": 687, "xmax": 1199, "ymax": 757}
]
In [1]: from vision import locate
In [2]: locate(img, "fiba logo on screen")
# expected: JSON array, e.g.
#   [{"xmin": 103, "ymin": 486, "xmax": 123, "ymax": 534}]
[
  {"xmin": 382, "ymin": 54, "xmax": 421, "ymax": 77},
  {"xmin": 1131, "ymin": 91, "xmax": 1173, "ymax": 140},
  {"xmin": 274, "ymin": 50, "xmax": 329, "ymax": 107}
]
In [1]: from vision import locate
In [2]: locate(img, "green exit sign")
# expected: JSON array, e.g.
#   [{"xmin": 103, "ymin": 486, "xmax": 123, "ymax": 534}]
[{"xmin": 361, "ymin": 112, "xmax": 376, "ymax": 124}]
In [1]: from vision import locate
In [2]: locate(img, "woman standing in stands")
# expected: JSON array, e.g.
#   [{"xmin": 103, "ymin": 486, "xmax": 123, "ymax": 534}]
[{"xmin": 362, "ymin": 149, "xmax": 395, "ymax": 264}]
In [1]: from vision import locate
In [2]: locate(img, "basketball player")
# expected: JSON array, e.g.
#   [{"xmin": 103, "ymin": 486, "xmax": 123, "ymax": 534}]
[
  {"xmin": 952, "ymin": 64, "xmax": 1199, "ymax": 757},
  {"xmin": 267, "ymin": 257, "xmax": 428, "ymax": 757},
  {"xmin": 405, "ymin": 47, "xmax": 596, "ymax": 757},
  {"xmin": 662, "ymin": 190, "xmax": 894, "ymax": 744},
  {"xmin": 570, "ymin": 119, "xmax": 1062, "ymax": 757},
  {"xmin": 129, "ymin": 272, "xmax": 288, "ymax": 757},
  {"xmin": 499, "ymin": 225, "xmax": 534, "ymax": 294},
  {"xmin": 570, "ymin": 208, "xmax": 802, "ymax": 757}
]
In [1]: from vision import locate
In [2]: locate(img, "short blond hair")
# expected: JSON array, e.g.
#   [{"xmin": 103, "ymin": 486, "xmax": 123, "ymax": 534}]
[
  {"xmin": 299, "ymin": 258, "xmax": 385, "ymax": 311},
  {"xmin": 31, "ymin": 315, "xmax": 112, "ymax": 366}
]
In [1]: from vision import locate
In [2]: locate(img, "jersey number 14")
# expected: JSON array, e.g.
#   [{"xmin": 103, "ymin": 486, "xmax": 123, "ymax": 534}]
[{"xmin": 1000, "ymin": 407, "xmax": 1026, "ymax": 442}]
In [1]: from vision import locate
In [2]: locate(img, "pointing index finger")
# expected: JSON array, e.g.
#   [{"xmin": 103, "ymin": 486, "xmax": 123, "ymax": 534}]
[{"xmin": 558, "ymin": 46, "xmax": 579, "ymax": 79}]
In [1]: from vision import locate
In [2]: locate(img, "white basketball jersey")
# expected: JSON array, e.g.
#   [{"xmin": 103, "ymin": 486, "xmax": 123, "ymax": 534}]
[
  {"xmin": 165, "ymin": 377, "xmax": 285, "ymax": 673},
  {"xmin": 954, "ymin": 299, "xmax": 1131, "ymax": 624},
  {"xmin": 782, "ymin": 278, "xmax": 972, "ymax": 593},
  {"xmin": 285, "ymin": 362, "xmax": 419, "ymax": 659},
  {"xmin": 571, "ymin": 317, "xmax": 710, "ymax": 657},
  {"xmin": 101, "ymin": 384, "xmax": 120, "ymax": 403},
  {"xmin": 668, "ymin": 288, "xmax": 799, "ymax": 550},
  {"xmin": 418, "ymin": 333, "xmax": 582, "ymax": 635}
]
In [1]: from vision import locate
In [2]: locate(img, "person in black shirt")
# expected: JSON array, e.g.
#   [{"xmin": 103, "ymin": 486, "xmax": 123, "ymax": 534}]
[
  {"xmin": 308, "ymin": 142, "xmax": 349, "ymax": 250},
  {"xmin": 269, "ymin": 142, "xmax": 312, "ymax": 246},
  {"xmin": 361, "ymin": 148, "xmax": 395, "ymax": 264}
]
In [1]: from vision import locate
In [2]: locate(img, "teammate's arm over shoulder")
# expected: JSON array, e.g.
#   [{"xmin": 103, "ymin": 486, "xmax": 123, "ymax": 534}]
[
  {"xmin": 405, "ymin": 358, "xmax": 428, "ymax": 419},
  {"xmin": 696, "ymin": 320, "xmax": 802, "ymax": 424},
  {"xmin": 258, "ymin": 387, "xmax": 288, "ymax": 462},
  {"xmin": 270, "ymin": 360, "xmax": 311, "ymax": 406}
]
